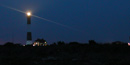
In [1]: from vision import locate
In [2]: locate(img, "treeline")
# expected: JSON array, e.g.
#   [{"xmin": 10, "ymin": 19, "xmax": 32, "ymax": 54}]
[
  {"xmin": 51, "ymin": 40, "xmax": 127, "ymax": 46},
  {"xmin": 2, "ymin": 40, "xmax": 128, "ymax": 46},
  {"xmin": 0, "ymin": 40, "xmax": 129, "ymax": 65}
]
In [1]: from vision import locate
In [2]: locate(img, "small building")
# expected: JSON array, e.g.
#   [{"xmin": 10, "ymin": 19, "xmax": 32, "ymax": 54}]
[{"xmin": 33, "ymin": 38, "xmax": 47, "ymax": 46}]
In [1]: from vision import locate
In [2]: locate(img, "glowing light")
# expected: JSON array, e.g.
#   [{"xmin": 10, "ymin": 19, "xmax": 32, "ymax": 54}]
[
  {"xmin": 27, "ymin": 12, "xmax": 31, "ymax": 16},
  {"xmin": 128, "ymin": 43, "xmax": 130, "ymax": 46}
]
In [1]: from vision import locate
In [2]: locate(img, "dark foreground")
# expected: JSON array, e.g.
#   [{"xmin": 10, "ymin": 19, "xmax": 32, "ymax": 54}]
[{"xmin": 0, "ymin": 44, "xmax": 130, "ymax": 65}]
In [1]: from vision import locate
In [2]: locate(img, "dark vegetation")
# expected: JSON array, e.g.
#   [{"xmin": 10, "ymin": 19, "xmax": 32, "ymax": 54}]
[{"xmin": 0, "ymin": 40, "xmax": 130, "ymax": 65}]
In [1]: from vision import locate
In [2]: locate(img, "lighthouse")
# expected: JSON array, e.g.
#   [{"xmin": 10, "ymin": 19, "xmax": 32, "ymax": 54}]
[{"xmin": 26, "ymin": 12, "xmax": 32, "ymax": 45}]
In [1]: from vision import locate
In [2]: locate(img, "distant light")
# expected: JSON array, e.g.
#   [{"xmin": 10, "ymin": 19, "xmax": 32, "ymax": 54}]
[
  {"xmin": 27, "ymin": 12, "xmax": 31, "ymax": 16},
  {"xmin": 128, "ymin": 43, "xmax": 130, "ymax": 46}
]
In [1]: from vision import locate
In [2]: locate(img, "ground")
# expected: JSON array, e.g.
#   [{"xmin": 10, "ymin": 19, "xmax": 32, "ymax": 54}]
[{"xmin": 0, "ymin": 44, "xmax": 129, "ymax": 65}]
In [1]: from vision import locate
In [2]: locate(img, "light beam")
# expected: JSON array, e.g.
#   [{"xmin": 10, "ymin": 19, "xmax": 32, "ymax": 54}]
[{"xmin": 1, "ymin": 5, "xmax": 83, "ymax": 33}]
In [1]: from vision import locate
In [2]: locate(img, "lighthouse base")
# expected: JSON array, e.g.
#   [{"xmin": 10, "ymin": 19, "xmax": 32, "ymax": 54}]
[{"xmin": 26, "ymin": 40, "xmax": 32, "ymax": 45}]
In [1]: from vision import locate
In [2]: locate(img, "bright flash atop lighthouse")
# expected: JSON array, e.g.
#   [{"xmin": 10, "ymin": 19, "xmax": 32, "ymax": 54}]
[{"xmin": 27, "ymin": 12, "xmax": 31, "ymax": 16}]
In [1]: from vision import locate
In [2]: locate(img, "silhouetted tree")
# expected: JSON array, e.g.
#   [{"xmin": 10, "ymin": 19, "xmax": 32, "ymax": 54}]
[
  {"xmin": 4, "ymin": 42, "xmax": 15, "ymax": 46},
  {"xmin": 50, "ymin": 42, "xmax": 57, "ymax": 46},
  {"xmin": 69, "ymin": 42, "xmax": 79, "ymax": 45},
  {"xmin": 14, "ymin": 43, "xmax": 22, "ymax": 46},
  {"xmin": 89, "ymin": 40, "xmax": 96, "ymax": 45},
  {"xmin": 57, "ymin": 41, "xmax": 65, "ymax": 45},
  {"xmin": 35, "ymin": 38, "xmax": 46, "ymax": 43}
]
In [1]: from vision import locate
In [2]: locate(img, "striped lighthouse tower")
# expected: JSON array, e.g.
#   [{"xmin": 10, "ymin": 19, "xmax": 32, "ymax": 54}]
[{"xmin": 26, "ymin": 12, "xmax": 32, "ymax": 45}]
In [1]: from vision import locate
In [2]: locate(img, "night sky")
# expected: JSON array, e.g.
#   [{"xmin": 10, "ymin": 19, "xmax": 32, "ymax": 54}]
[{"xmin": 0, "ymin": 0, "xmax": 130, "ymax": 45}]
